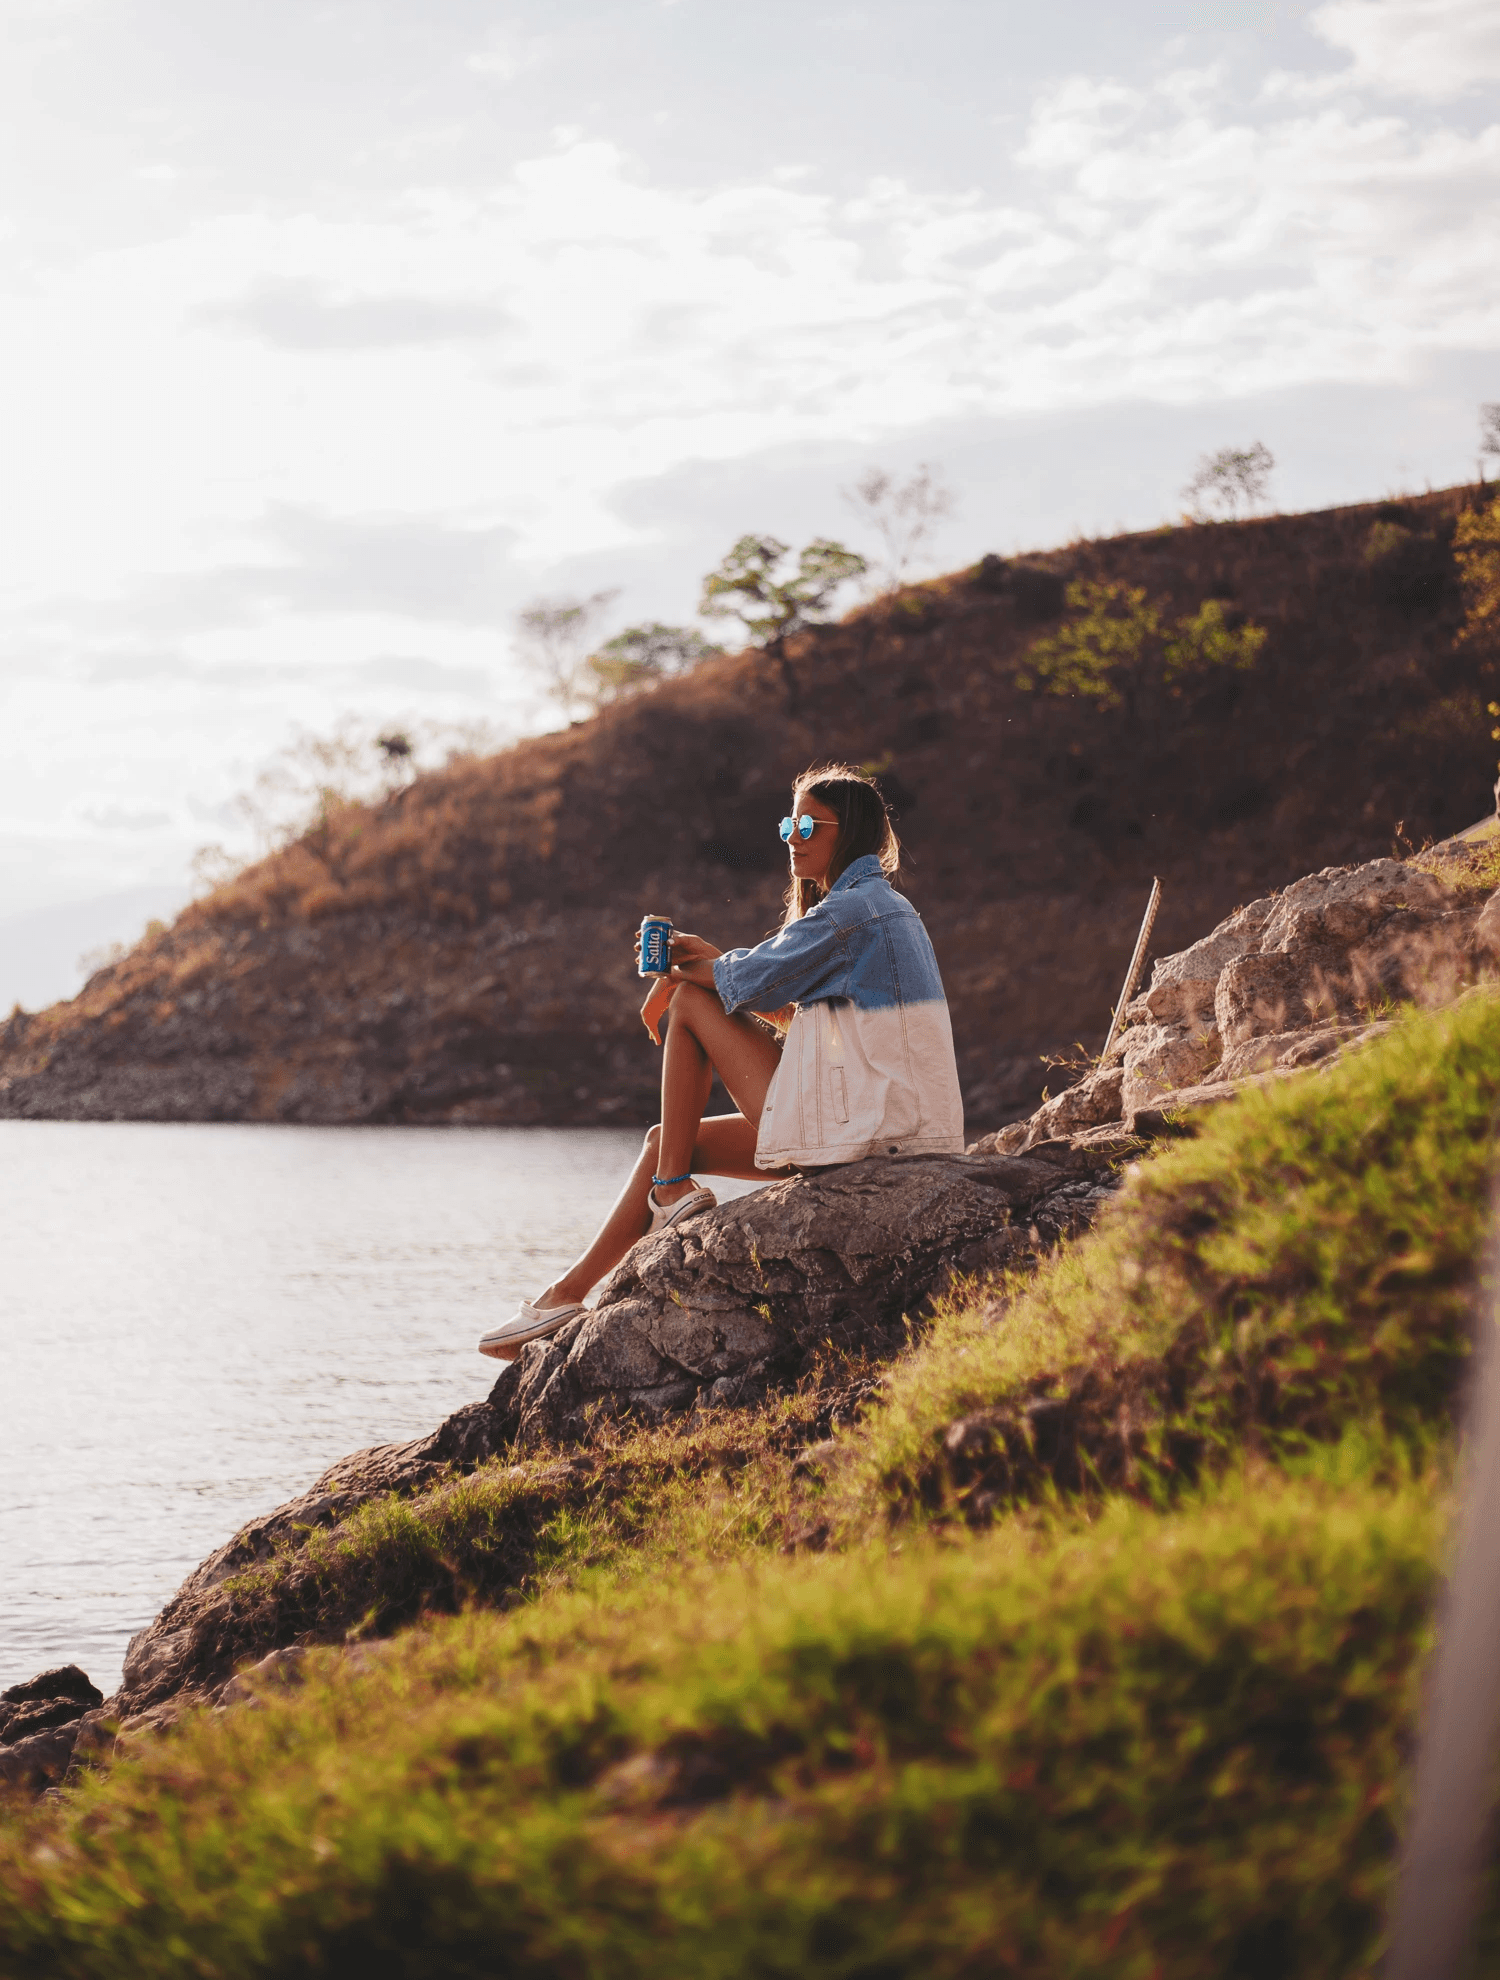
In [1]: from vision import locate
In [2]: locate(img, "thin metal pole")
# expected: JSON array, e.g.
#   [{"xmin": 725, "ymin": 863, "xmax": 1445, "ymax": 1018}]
[
  {"xmin": 1387, "ymin": 1193, "xmax": 1500, "ymax": 1980},
  {"xmin": 1101, "ymin": 877, "xmax": 1162, "ymax": 1062}
]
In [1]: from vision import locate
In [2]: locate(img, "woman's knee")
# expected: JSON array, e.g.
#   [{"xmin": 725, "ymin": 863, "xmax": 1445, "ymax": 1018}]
[
  {"xmin": 669, "ymin": 980, "xmax": 716, "ymax": 1031},
  {"xmin": 643, "ymin": 1122, "xmax": 662, "ymax": 1161}
]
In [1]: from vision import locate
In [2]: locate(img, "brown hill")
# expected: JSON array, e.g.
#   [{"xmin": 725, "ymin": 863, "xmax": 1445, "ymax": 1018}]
[{"xmin": 1, "ymin": 484, "xmax": 1494, "ymax": 1133}]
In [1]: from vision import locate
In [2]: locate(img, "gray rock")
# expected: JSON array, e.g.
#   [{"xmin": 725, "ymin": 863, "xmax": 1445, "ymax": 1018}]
[
  {"xmin": 987, "ymin": 855, "xmax": 1487, "ymax": 1153},
  {"xmin": 0, "ymin": 1059, "xmax": 256, "ymax": 1122},
  {"xmin": 1472, "ymin": 888, "xmax": 1500, "ymax": 961},
  {"xmin": 1120, "ymin": 1016, "xmax": 1221, "ymax": 1114},
  {"xmin": 1215, "ymin": 951, "xmax": 1316, "ymax": 1047},
  {"xmin": 1256, "ymin": 860, "xmax": 1448, "ymax": 953},
  {"xmin": 1127, "ymin": 976, "xmax": 1221, "ymax": 1028},
  {"xmin": 1126, "ymin": 1076, "xmax": 1273, "ymax": 1137},
  {"xmin": 121, "ymin": 1627, "xmax": 196, "ymax": 1706},
  {"xmin": 0, "ymin": 1663, "xmax": 101, "ymax": 1708},
  {"xmin": 0, "ymin": 1713, "xmax": 102, "ymax": 1789},
  {"xmin": 1217, "ymin": 1021, "xmax": 1384, "ymax": 1083},
  {"xmin": 1139, "ymin": 898, "xmax": 1275, "ymax": 1008},
  {"xmin": 217, "ymin": 1646, "xmax": 307, "ymax": 1707},
  {"xmin": 0, "ymin": 1664, "xmax": 103, "ymax": 1747},
  {"xmin": 1016, "ymin": 1065, "xmax": 1125, "ymax": 1146},
  {"xmin": 486, "ymin": 1150, "xmax": 1125, "ymax": 1448}
]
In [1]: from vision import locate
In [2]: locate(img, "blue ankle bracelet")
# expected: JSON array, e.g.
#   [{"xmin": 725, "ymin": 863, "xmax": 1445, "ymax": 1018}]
[{"xmin": 652, "ymin": 1171, "xmax": 693, "ymax": 1187}]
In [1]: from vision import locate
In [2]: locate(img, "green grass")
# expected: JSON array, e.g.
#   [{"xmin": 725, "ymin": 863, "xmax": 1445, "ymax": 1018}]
[
  {"xmin": 1415, "ymin": 826, "xmax": 1500, "ymax": 892},
  {"xmin": 190, "ymin": 1389, "xmax": 845, "ymax": 1683},
  {"xmin": 0, "ymin": 1470, "xmax": 1447, "ymax": 1979},
  {"xmin": 839, "ymin": 989, "xmax": 1500, "ymax": 1529},
  {"xmin": 5, "ymin": 993, "xmax": 1500, "ymax": 1976}
]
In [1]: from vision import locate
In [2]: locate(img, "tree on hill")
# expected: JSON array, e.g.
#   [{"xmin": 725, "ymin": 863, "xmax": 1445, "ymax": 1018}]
[
  {"xmin": 584, "ymin": 622, "xmax": 721, "ymax": 708},
  {"xmin": 514, "ymin": 590, "xmax": 620, "ymax": 721},
  {"xmin": 376, "ymin": 731, "xmax": 417, "ymax": 786},
  {"xmin": 189, "ymin": 717, "xmax": 499, "ymax": 894},
  {"xmin": 699, "ymin": 534, "xmax": 866, "ymax": 658},
  {"xmin": 1016, "ymin": 579, "xmax": 1267, "ymax": 723},
  {"xmin": 841, "ymin": 462, "xmax": 954, "ymax": 597},
  {"xmin": 1182, "ymin": 442, "xmax": 1275, "ymax": 522}
]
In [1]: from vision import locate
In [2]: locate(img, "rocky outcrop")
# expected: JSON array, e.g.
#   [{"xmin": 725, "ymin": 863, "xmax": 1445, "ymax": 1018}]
[
  {"xmin": 0, "ymin": 1663, "xmax": 102, "ymax": 1744},
  {"xmin": 972, "ymin": 855, "xmax": 1490, "ymax": 1153},
  {"xmin": 0, "ymin": 1665, "xmax": 105, "ymax": 1791},
  {"xmin": 486, "ymin": 1146, "xmax": 1127, "ymax": 1448}
]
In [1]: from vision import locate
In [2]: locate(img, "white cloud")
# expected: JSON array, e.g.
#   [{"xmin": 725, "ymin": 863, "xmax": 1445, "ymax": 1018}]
[
  {"xmin": 465, "ymin": 25, "xmax": 550, "ymax": 83},
  {"xmin": 201, "ymin": 279, "xmax": 517, "ymax": 351},
  {"xmin": 998, "ymin": 66, "xmax": 1500, "ymax": 398},
  {"xmin": 1, "ymin": 81, "xmax": 1488, "ymax": 626},
  {"xmin": 1, "ymin": 14, "xmax": 1497, "ymax": 932},
  {"xmin": 1311, "ymin": 0, "xmax": 1500, "ymax": 100},
  {"xmin": 78, "ymin": 804, "xmax": 173, "ymax": 831},
  {"xmin": 0, "ymin": 103, "xmax": 1493, "ymax": 684}
]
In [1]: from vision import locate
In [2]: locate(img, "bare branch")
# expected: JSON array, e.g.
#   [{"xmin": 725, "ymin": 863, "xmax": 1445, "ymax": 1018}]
[
  {"xmin": 842, "ymin": 461, "xmax": 955, "ymax": 594},
  {"xmin": 513, "ymin": 589, "xmax": 621, "ymax": 720},
  {"xmin": 1182, "ymin": 442, "xmax": 1276, "ymax": 522}
]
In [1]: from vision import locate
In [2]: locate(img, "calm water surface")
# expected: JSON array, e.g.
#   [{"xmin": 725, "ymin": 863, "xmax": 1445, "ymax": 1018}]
[{"xmin": 1, "ymin": 1122, "xmax": 763, "ymax": 1695}]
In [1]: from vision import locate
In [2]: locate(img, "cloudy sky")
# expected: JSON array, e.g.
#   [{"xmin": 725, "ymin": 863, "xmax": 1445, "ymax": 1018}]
[{"xmin": 1, "ymin": 0, "xmax": 1497, "ymax": 1007}]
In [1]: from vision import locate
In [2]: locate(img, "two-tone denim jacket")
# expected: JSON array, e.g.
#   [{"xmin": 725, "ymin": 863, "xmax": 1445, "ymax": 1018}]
[{"xmin": 712, "ymin": 854, "xmax": 965, "ymax": 1170}]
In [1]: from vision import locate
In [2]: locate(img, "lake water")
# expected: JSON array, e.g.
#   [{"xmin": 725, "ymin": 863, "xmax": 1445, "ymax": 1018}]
[{"xmin": 1, "ymin": 1121, "xmax": 764, "ymax": 1697}]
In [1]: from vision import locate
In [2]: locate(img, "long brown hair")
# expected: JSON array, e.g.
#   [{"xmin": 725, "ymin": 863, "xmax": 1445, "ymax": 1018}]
[{"xmin": 782, "ymin": 763, "xmax": 900, "ymax": 924}]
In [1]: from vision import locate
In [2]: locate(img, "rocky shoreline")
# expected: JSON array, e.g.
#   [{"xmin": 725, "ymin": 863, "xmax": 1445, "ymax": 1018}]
[{"xmin": 8, "ymin": 840, "xmax": 1499, "ymax": 1797}]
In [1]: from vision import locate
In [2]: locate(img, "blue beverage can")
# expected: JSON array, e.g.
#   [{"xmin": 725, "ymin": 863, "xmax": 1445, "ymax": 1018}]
[{"xmin": 638, "ymin": 915, "xmax": 673, "ymax": 977}]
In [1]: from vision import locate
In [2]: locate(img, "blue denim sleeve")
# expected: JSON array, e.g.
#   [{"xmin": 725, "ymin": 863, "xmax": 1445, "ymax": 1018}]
[{"xmin": 712, "ymin": 908, "xmax": 851, "ymax": 1013}]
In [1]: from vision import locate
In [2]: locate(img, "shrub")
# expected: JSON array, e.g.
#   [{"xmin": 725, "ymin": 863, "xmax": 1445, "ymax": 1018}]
[
  {"xmin": 1016, "ymin": 581, "xmax": 1265, "ymax": 721},
  {"xmin": 1457, "ymin": 501, "xmax": 1500, "ymax": 645},
  {"xmin": 1363, "ymin": 522, "xmax": 1453, "ymax": 613}
]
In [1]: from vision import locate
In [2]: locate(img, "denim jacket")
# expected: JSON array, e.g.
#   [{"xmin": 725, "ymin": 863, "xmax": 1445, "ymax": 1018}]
[{"xmin": 712, "ymin": 854, "xmax": 965, "ymax": 1169}]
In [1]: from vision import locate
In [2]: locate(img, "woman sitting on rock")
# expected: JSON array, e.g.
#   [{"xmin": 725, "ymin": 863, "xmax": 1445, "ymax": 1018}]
[{"xmin": 478, "ymin": 762, "xmax": 965, "ymax": 1359}]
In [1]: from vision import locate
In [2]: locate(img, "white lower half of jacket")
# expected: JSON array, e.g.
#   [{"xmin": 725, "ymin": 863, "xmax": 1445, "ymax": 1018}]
[{"xmin": 754, "ymin": 996, "xmax": 965, "ymax": 1170}]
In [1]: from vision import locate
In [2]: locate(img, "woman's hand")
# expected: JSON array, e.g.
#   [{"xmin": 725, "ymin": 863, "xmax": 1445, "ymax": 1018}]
[
  {"xmin": 667, "ymin": 931, "xmax": 720, "ymax": 968},
  {"xmin": 640, "ymin": 976, "xmax": 676, "ymax": 1047},
  {"xmin": 665, "ymin": 930, "xmax": 720, "ymax": 989},
  {"xmin": 632, "ymin": 928, "xmax": 718, "ymax": 968},
  {"xmin": 635, "ymin": 932, "xmax": 722, "ymax": 1041},
  {"xmin": 633, "ymin": 929, "xmax": 721, "ymax": 990}
]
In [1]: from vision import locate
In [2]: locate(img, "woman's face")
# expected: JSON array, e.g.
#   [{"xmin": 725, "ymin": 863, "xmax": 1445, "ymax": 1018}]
[{"xmin": 787, "ymin": 792, "xmax": 841, "ymax": 889}]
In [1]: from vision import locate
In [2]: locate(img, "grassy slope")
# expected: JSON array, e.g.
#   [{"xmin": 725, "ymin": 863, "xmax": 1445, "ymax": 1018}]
[
  {"xmin": 6, "ymin": 994, "xmax": 1500, "ymax": 1975},
  {"xmin": 0, "ymin": 1482, "xmax": 1442, "ymax": 1980}
]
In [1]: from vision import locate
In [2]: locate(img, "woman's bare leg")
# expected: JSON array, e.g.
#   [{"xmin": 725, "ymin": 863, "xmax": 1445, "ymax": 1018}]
[
  {"xmin": 654, "ymin": 982, "xmax": 783, "ymax": 1201},
  {"xmin": 536, "ymin": 984, "xmax": 783, "ymax": 1309},
  {"xmin": 539, "ymin": 1113, "xmax": 761, "ymax": 1308}
]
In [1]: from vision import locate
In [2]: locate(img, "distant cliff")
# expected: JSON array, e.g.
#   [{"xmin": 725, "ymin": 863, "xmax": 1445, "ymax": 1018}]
[{"xmin": 0, "ymin": 485, "xmax": 1492, "ymax": 1131}]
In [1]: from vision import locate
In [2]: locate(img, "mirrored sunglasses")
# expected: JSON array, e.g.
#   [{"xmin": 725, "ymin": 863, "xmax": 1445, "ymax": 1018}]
[{"xmin": 778, "ymin": 813, "xmax": 833, "ymax": 842}]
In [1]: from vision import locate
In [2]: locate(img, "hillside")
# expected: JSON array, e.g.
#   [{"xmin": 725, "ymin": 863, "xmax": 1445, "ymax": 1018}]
[{"xmin": 0, "ymin": 483, "xmax": 1493, "ymax": 1129}]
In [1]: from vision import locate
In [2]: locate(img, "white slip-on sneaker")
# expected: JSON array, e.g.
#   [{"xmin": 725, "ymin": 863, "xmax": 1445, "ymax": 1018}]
[
  {"xmin": 477, "ymin": 1299, "xmax": 585, "ymax": 1360},
  {"xmin": 646, "ymin": 1184, "xmax": 717, "ymax": 1235}
]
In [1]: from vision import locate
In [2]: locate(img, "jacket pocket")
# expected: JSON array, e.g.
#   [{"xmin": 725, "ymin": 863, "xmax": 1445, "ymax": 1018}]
[{"xmin": 825, "ymin": 1006, "xmax": 850, "ymax": 1125}]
